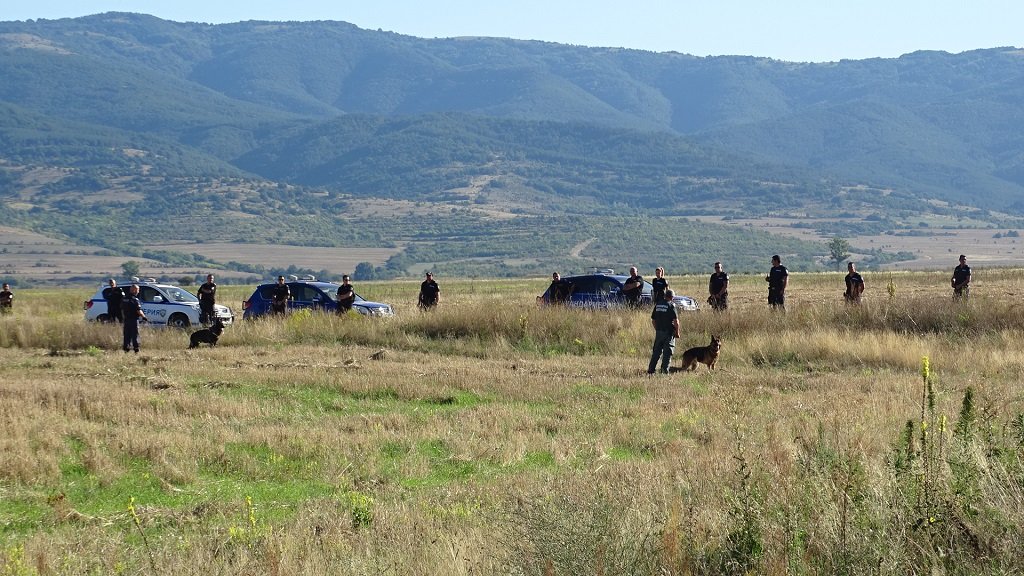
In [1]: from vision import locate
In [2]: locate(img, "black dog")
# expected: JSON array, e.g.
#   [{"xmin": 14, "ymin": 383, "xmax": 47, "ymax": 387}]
[{"xmin": 188, "ymin": 319, "xmax": 224, "ymax": 349}]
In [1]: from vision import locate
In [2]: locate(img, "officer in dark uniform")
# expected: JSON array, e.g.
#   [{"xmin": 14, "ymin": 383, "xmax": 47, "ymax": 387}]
[
  {"xmin": 0, "ymin": 283, "xmax": 13, "ymax": 314},
  {"xmin": 648, "ymin": 289, "xmax": 679, "ymax": 374},
  {"xmin": 951, "ymin": 254, "xmax": 971, "ymax": 300},
  {"xmin": 546, "ymin": 272, "xmax": 566, "ymax": 304},
  {"xmin": 270, "ymin": 276, "xmax": 291, "ymax": 315},
  {"xmin": 651, "ymin": 267, "xmax": 669, "ymax": 306},
  {"xmin": 708, "ymin": 262, "xmax": 729, "ymax": 311},
  {"xmin": 622, "ymin": 266, "xmax": 644, "ymax": 308},
  {"xmin": 103, "ymin": 279, "xmax": 125, "ymax": 323},
  {"xmin": 765, "ymin": 255, "xmax": 789, "ymax": 309},
  {"xmin": 844, "ymin": 262, "xmax": 865, "ymax": 304},
  {"xmin": 121, "ymin": 284, "xmax": 147, "ymax": 353},
  {"xmin": 336, "ymin": 275, "xmax": 355, "ymax": 314},
  {"xmin": 418, "ymin": 272, "xmax": 440, "ymax": 310},
  {"xmin": 197, "ymin": 273, "xmax": 217, "ymax": 324}
]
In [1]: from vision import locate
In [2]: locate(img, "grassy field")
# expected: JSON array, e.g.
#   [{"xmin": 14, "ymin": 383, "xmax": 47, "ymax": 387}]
[{"xmin": 1, "ymin": 271, "xmax": 1023, "ymax": 574}]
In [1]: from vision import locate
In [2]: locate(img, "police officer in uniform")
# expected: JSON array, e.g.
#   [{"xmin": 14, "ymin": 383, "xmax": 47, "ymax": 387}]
[
  {"xmin": 651, "ymin": 267, "xmax": 669, "ymax": 306},
  {"xmin": 271, "ymin": 276, "xmax": 291, "ymax": 315},
  {"xmin": 418, "ymin": 272, "xmax": 440, "ymax": 310},
  {"xmin": 121, "ymin": 284, "xmax": 147, "ymax": 353},
  {"xmin": 766, "ymin": 255, "xmax": 789, "ymax": 309},
  {"xmin": 104, "ymin": 279, "xmax": 125, "ymax": 323},
  {"xmin": 844, "ymin": 262, "xmax": 865, "ymax": 304},
  {"xmin": 622, "ymin": 266, "xmax": 644, "ymax": 308},
  {"xmin": 0, "ymin": 283, "xmax": 13, "ymax": 314},
  {"xmin": 336, "ymin": 275, "xmax": 355, "ymax": 314},
  {"xmin": 951, "ymin": 254, "xmax": 971, "ymax": 300},
  {"xmin": 708, "ymin": 262, "xmax": 729, "ymax": 311},
  {"xmin": 546, "ymin": 272, "xmax": 567, "ymax": 304},
  {"xmin": 197, "ymin": 273, "xmax": 217, "ymax": 324},
  {"xmin": 648, "ymin": 289, "xmax": 679, "ymax": 374}
]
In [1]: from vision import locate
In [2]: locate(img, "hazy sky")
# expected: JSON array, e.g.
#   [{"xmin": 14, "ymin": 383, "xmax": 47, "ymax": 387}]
[{"xmin": 1, "ymin": 1, "xmax": 1021, "ymax": 62}]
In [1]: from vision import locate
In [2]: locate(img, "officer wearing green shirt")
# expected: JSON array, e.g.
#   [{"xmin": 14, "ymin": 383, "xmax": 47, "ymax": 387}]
[{"xmin": 648, "ymin": 289, "xmax": 679, "ymax": 375}]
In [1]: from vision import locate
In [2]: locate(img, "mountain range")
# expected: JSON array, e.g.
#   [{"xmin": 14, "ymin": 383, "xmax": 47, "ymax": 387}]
[{"xmin": 1, "ymin": 13, "xmax": 1022, "ymax": 278}]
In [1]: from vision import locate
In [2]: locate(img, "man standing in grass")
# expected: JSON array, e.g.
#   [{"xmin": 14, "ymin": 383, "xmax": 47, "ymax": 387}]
[
  {"xmin": 844, "ymin": 262, "xmax": 865, "ymax": 304},
  {"xmin": 336, "ymin": 275, "xmax": 355, "ymax": 314},
  {"xmin": 197, "ymin": 274, "xmax": 217, "ymax": 324},
  {"xmin": 546, "ymin": 272, "xmax": 569, "ymax": 304},
  {"xmin": 766, "ymin": 255, "xmax": 789, "ymax": 309},
  {"xmin": 951, "ymin": 254, "xmax": 971, "ymax": 300},
  {"xmin": 708, "ymin": 262, "xmax": 729, "ymax": 311},
  {"xmin": 418, "ymin": 272, "xmax": 440, "ymax": 310},
  {"xmin": 651, "ymin": 267, "xmax": 669, "ymax": 306},
  {"xmin": 622, "ymin": 266, "xmax": 644, "ymax": 308},
  {"xmin": 104, "ymin": 278, "xmax": 124, "ymax": 323},
  {"xmin": 648, "ymin": 289, "xmax": 679, "ymax": 375},
  {"xmin": 0, "ymin": 283, "xmax": 13, "ymax": 314},
  {"xmin": 271, "ymin": 276, "xmax": 291, "ymax": 315},
  {"xmin": 121, "ymin": 284, "xmax": 147, "ymax": 353}
]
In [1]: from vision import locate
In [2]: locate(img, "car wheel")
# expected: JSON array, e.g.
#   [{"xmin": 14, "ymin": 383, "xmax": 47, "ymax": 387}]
[
  {"xmin": 167, "ymin": 313, "xmax": 191, "ymax": 328},
  {"xmin": 97, "ymin": 314, "xmax": 111, "ymax": 323}
]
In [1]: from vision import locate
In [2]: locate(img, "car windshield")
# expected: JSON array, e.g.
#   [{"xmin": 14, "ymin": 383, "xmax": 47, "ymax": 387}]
[{"xmin": 161, "ymin": 286, "xmax": 199, "ymax": 303}]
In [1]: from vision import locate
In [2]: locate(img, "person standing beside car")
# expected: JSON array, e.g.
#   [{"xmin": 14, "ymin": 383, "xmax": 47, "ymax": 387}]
[
  {"xmin": 708, "ymin": 262, "xmax": 729, "ymax": 311},
  {"xmin": 121, "ymin": 284, "xmax": 147, "ymax": 353},
  {"xmin": 648, "ymin": 289, "xmax": 679, "ymax": 375},
  {"xmin": 336, "ymin": 275, "xmax": 355, "ymax": 314},
  {"xmin": 103, "ymin": 278, "xmax": 124, "ymax": 323},
  {"xmin": 418, "ymin": 272, "xmax": 440, "ymax": 310},
  {"xmin": 270, "ymin": 276, "xmax": 291, "ymax": 315},
  {"xmin": 622, "ymin": 266, "xmax": 644, "ymax": 308},
  {"xmin": 0, "ymin": 283, "xmax": 13, "ymax": 314},
  {"xmin": 651, "ymin": 267, "xmax": 669, "ymax": 306},
  {"xmin": 197, "ymin": 274, "xmax": 217, "ymax": 324},
  {"xmin": 766, "ymin": 255, "xmax": 788, "ymax": 309}
]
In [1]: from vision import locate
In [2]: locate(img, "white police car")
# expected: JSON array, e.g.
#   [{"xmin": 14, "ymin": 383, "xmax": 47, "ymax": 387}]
[{"xmin": 83, "ymin": 280, "xmax": 234, "ymax": 328}]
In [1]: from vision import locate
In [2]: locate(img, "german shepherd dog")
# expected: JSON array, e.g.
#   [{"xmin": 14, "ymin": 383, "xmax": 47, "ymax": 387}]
[
  {"xmin": 188, "ymin": 318, "xmax": 225, "ymax": 349},
  {"xmin": 679, "ymin": 335, "xmax": 721, "ymax": 371}
]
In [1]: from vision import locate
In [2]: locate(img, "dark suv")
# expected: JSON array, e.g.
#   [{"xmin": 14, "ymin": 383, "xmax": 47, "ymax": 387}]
[
  {"xmin": 242, "ymin": 279, "xmax": 394, "ymax": 320},
  {"xmin": 538, "ymin": 271, "xmax": 699, "ymax": 311}
]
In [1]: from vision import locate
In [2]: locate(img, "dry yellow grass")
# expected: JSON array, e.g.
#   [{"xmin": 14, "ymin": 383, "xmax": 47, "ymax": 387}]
[{"xmin": 1, "ymin": 270, "xmax": 1023, "ymax": 574}]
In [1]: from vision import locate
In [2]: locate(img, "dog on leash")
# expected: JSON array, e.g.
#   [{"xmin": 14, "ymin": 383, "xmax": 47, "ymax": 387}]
[
  {"xmin": 679, "ymin": 335, "xmax": 721, "ymax": 371},
  {"xmin": 188, "ymin": 318, "xmax": 225, "ymax": 349}
]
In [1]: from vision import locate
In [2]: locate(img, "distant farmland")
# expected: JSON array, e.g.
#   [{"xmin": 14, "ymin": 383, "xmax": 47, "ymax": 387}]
[{"xmin": 150, "ymin": 243, "xmax": 401, "ymax": 274}]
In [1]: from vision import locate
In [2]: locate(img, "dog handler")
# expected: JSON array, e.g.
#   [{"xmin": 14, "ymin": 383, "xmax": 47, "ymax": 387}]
[
  {"xmin": 197, "ymin": 274, "xmax": 217, "ymax": 324},
  {"xmin": 648, "ymin": 289, "xmax": 679, "ymax": 375},
  {"xmin": 121, "ymin": 284, "xmax": 147, "ymax": 353}
]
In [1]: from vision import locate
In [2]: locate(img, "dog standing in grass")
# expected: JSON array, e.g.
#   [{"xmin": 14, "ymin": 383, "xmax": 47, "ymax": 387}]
[
  {"xmin": 189, "ymin": 318, "xmax": 224, "ymax": 349},
  {"xmin": 679, "ymin": 335, "xmax": 722, "ymax": 371}
]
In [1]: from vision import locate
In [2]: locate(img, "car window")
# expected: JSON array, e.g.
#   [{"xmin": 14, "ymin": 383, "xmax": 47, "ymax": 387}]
[
  {"xmin": 256, "ymin": 285, "xmax": 277, "ymax": 299},
  {"xmin": 290, "ymin": 284, "xmax": 319, "ymax": 302},
  {"xmin": 137, "ymin": 286, "xmax": 162, "ymax": 303},
  {"xmin": 163, "ymin": 286, "xmax": 199, "ymax": 303},
  {"xmin": 570, "ymin": 276, "xmax": 600, "ymax": 294},
  {"xmin": 597, "ymin": 279, "xmax": 619, "ymax": 296}
]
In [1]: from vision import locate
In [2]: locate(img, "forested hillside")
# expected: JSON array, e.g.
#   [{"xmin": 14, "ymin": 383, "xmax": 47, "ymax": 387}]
[{"xmin": 0, "ymin": 13, "xmax": 1021, "ymax": 279}]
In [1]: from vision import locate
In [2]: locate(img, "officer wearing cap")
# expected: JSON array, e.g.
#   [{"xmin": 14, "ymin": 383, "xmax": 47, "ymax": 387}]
[{"xmin": 418, "ymin": 272, "xmax": 440, "ymax": 310}]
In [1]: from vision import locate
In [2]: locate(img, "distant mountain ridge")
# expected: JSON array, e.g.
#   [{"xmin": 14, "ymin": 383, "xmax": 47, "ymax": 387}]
[{"xmin": 0, "ymin": 13, "xmax": 1022, "ymax": 279}]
